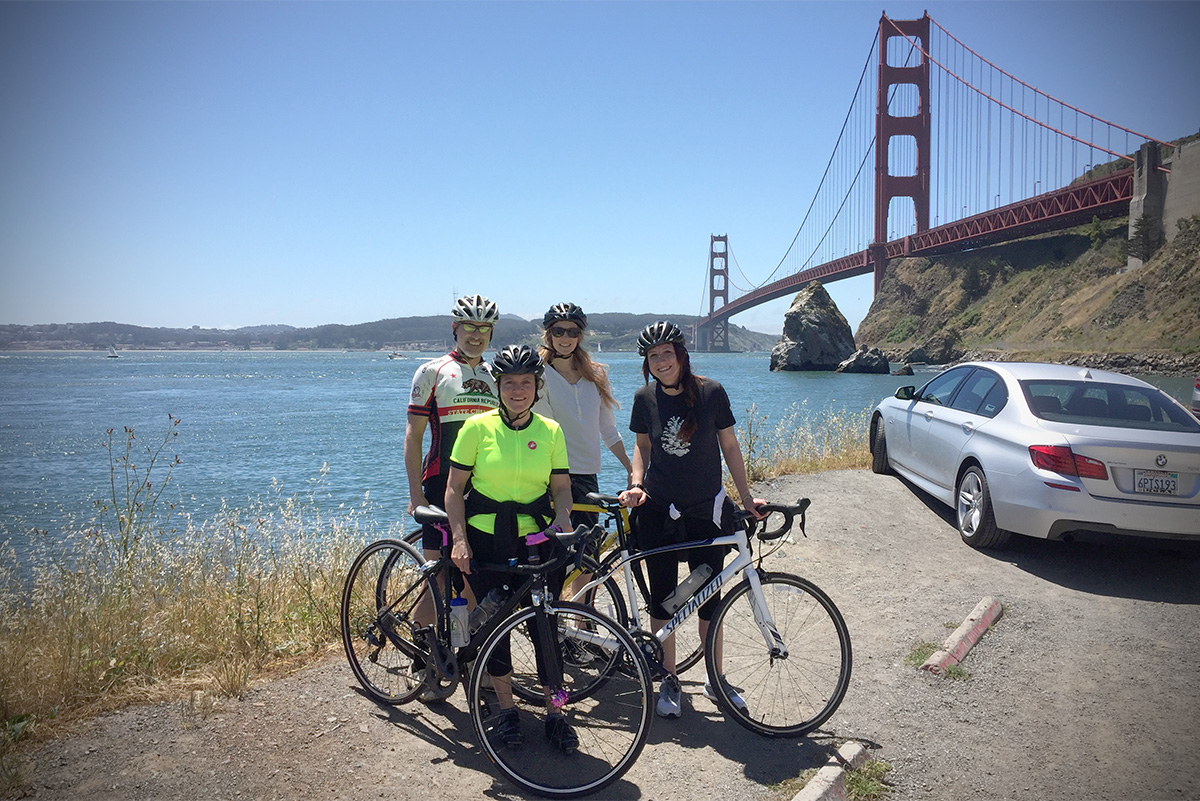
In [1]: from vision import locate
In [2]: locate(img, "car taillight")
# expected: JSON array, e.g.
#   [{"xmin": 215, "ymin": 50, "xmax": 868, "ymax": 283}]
[{"xmin": 1028, "ymin": 445, "xmax": 1109, "ymax": 480}]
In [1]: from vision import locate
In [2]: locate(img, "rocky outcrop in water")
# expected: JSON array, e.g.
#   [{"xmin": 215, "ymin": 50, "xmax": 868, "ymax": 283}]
[
  {"xmin": 769, "ymin": 283, "xmax": 856, "ymax": 371},
  {"xmin": 836, "ymin": 344, "xmax": 890, "ymax": 374}
]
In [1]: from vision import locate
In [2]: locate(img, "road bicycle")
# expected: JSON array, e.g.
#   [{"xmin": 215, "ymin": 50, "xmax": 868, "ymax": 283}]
[
  {"xmin": 565, "ymin": 493, "xmax": 852, "ymax": 738},
  {"xmin": 341, "ymin": 510, "xmax": 653, "ymax": 798}
]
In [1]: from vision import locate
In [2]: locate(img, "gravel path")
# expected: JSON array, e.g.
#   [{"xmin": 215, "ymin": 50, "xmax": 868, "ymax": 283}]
[{"xmin": 11, "ymin": 470, "xmax": 1200, "ymax": 801}]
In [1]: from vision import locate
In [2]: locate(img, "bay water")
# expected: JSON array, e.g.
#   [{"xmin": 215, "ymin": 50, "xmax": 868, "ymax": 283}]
[{"xmin": 1, "ymin": 350, "xmax": 1192, "ymax": 555}]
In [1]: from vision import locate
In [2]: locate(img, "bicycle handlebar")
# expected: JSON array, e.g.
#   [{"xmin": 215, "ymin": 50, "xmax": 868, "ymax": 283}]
[
  {"xmin": 735, "ymin": 498, "xmax": 811, "ymax": 541},
  {"xmin": 583, "ymin": 491, "xmax": 811, "ymax": 542},
  {"xmin": 463, "ymin": 523, "xmax": 598, "ymax": 576}
]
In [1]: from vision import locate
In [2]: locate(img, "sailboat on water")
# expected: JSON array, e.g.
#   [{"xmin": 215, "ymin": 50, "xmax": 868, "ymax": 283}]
[{"xmin": 107, "ymin": 346, "xmax": 119, "ymax": 358}]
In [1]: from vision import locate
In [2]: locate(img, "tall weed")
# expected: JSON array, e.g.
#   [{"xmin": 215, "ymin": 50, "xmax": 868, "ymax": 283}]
[
  {"xmin": 734, "ymin": 401, "xmax": 871, "ymax": 490},
  {"xmin": 0, "ymin": 418, "xmax": 394, "ymax": 747}
]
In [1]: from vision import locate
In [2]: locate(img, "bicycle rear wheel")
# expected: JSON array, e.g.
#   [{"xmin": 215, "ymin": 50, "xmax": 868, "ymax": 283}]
[
  {"xmin": 600, "ymin": 551, "xmax": 703, "ymax": 675},
  {"xmin": 706, "ymin": 571, "xmax": 851, "ymax": 737},
  {"xmin": 470, "ymin": 602, "xmax": 652, "ymax": 798},
  {"xmin": 340, "ymin": 538, "xmax": 438, "ymax": 705}
]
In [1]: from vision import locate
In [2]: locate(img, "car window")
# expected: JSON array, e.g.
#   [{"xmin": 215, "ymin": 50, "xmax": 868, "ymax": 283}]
[
  {"xmin": 1022, "ymin": 380, "xmax": 1200, "ymax": 432},
  {"xmin": 977, "ymin": 378, "xmax": 1009, "ymax": 419},
  {"xmin": 949, "ymin": 369, "xmax": 1005, "ymax": 416},
  {"xmin": 917, "ymin": 366, "xmax": 973, "ymax": 406}
]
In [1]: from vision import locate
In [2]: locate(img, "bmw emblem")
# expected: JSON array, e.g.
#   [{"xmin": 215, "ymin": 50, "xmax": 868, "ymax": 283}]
[{"xmin": 1156, "ymin": 454, "xmax": 1168, "ymax": 467}]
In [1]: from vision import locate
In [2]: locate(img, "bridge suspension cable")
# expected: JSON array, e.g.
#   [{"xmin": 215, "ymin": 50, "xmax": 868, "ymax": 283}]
[
  {"xmin": 700, "ymin": 12, "xmax": 1172, "ymax": 340},
  {"xmin": 747, "ymin": 28, "xmax": 880, "ymax": 292}
]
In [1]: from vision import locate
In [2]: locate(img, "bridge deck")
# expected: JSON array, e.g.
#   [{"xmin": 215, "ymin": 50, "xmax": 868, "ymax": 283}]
[{"xmin": 699, "ymin": 168, "xmax": 1133, "ymax": 330}]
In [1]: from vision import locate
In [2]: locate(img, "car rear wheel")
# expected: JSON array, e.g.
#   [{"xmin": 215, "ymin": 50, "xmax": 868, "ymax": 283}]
[
  {"xmin": 870, "ymin": 418, "xmax": 890, "ymax": 475},
  {"xmin": 956, "ymin": 466, "xmax": 1010, "ymax": 549}
]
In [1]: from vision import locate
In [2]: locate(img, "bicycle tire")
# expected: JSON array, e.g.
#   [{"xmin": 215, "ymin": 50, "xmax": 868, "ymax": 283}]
[
  {"xmin": 341, "ymin": 538, "xmax": 439, "ymax": 705},
  {"xmin": 599, "ymin": 550, "xmax": 704, "ymax": 675},
  {"xmin": 378, "ymin": 539, "xmax": 460, "ymax": 701},
  {"xmin": 469, "ymin": 602, "xmax": 653, "ymax": 798},
  {"xmin": 510, "ymin": 555, "xmax": 628, "ymax": 705},
  {"xmin": 705, "ymin": 571, "xmax": 851, "ymax": 737}
]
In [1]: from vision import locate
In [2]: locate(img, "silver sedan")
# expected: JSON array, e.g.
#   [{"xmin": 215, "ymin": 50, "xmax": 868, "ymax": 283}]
[{"xmin": 868, "ymin": 361, "xmax": 1200, "ymax": 548}]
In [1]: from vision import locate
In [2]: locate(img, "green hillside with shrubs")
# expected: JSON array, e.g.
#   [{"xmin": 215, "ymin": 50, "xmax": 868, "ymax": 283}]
[{"xmin": 854, "ymin": 214, "xmax": 1200, "ymax": 374}]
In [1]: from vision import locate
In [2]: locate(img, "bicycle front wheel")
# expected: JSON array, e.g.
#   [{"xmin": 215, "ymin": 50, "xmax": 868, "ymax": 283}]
[
  {"xmin": 509, "ymin": 555, "xmax": 628, "ymax": 705},
  {"xmin": 470, "ymin": 602, "xmax": 653, "ymax": 798},
  {"xmin": 340, "ymin": 538, "xmax": 437, "ymax": 705},
  {"xmin": 707, "ymin": 571, "xmax": 851, "ymax": 737}
]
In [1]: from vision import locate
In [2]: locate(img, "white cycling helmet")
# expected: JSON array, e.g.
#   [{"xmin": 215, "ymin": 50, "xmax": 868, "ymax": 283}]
[{"xmin": 451, "ymin": 294, "xmax": 500, "ymax": 324}]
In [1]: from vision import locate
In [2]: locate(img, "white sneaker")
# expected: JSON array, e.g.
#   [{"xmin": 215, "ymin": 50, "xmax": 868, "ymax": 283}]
[
  {"xmin": 656, "ymin": 675, "xmax": 682, "ymax": 719},
  {"xmin": 703, "ymin": 674, "xmax": 748, "ymax": 712}
]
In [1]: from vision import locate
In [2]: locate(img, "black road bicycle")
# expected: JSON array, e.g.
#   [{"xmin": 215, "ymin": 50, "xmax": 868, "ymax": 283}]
[{"xmin": 340, "ymin": 510, "xmax": 652, "ymax": 798}]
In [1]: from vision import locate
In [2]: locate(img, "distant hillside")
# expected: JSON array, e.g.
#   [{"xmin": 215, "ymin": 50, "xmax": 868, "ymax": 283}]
[
  {"xmin": 854, "ymin": 214, "xmax": 1200, "ymax": 375},
  {"xmin": 0, "ymin": 313, "xmax": 778, "ymax": 353}
]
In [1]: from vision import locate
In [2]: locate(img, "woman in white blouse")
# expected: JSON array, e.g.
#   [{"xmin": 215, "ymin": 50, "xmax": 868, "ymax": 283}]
[{"xmin": 534, "ymin": 303, "xmax": 633, "ymax": 530}]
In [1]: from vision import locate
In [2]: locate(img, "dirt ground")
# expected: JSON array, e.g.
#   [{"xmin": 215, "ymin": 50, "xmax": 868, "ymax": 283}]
[{"xmin": 9, "ymin": 469, "xmax": 1200, "ymax": 801}]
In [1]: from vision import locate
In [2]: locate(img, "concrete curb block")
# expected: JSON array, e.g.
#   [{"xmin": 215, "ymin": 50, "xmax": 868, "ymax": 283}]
[
  {"xmin": 921, "ymin": 595, "xmax": 1003, "ymax": 676},
  {"xmin": 791, "ymin": 741, "xmax": 870, "ymax": 801}
]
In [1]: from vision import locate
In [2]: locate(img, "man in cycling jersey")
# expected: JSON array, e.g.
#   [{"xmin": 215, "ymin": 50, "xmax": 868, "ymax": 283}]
[
  {"xmin": 404, "ymin": 295, "xmax": 500, "ymax": 702},
  {"xmin": 406, "ymin": 293, "xmax": 501, "ymax": 555}
]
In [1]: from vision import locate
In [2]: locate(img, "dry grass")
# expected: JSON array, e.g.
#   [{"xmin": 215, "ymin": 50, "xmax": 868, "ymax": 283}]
[
  {"xmin": 1, "ymin": 406, "xmax": 874, "ymax": 788},
  {"xmin": 733, "ymin": 401, "xmax": 872, "ymax": 492},
  {"xmin": 0, "ymin": 419, "xmax": 397, "ymax": 770}
]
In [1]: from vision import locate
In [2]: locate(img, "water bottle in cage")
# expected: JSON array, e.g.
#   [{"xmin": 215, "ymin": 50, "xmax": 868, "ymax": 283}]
[
  {"xmin": 449, "ymin": 593, "xmax": 469, "ymax": 647},
  {"xmin": 661, "ymin": 564, "xmax": 714, "ymax": 615}
]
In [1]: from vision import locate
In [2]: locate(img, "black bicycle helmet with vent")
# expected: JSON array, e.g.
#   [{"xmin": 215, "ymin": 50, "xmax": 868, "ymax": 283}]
[
  {"xmin": 542, "ymin": 302, "xmax": 587, "ymax": 330},
  {"xmin": 491, "ymin": 345, "xmax": 544, "ymax": 377},
  {"xmin": 636, "ymin": 320, "xmax": 685, "ymax": 356},
  {"xmin": 451, "ymin": 294, "xmax": 500, "ymax": 324}
]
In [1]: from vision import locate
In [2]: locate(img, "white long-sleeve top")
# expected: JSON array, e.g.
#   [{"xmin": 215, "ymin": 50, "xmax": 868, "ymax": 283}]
[{"xmin": 534, "ymin": 366, "xmax": 622, "ymax": 475}]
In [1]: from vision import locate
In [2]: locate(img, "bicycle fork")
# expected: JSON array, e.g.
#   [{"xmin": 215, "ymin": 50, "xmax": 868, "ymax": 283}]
[
  {"xmin": 530, "ymin": 589, "xmax": 570, "ymax": 711},
  {"xmin": 743, "ymin": 569, "xmax": 789, "ymax": 661}
]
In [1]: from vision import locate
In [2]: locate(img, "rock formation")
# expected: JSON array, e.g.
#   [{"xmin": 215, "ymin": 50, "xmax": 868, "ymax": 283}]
[
  {"xmin": 836, "ymin": 344, "xmax": 890, "ymax": 374},
  {"xmin": 769, "ymin": 283, "xmax": 857, "ymax": 371}
]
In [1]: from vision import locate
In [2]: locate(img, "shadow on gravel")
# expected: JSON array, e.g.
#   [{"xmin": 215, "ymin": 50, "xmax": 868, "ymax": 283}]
[
  {"xmin": 360, "ymin": 690, "xmax": 647, "ymax": 799},
  {"xmin": 998, "ymin": 534, "xmax": 1200, "ymax": 604},
  {"xmin": 890, "ymin": 473, "xmax": 1200, "ymax": 604},
  {"xmin": 642, "ymin": 682, "xmax": 839, "ymax": 788}
]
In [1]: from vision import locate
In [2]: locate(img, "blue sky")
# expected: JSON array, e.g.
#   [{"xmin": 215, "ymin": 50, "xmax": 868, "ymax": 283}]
[{"xmin": 2, "ymin": 1, "xmax": 1197, "ymax": 336}]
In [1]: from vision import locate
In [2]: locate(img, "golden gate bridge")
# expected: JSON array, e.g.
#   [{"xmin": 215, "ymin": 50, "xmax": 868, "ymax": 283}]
[{"xmin": 696, "ymin": 12, "xmax": 1178, "ymax": 351}]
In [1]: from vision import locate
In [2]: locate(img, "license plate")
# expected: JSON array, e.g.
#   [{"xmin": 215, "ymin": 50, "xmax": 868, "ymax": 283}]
[{"xmin": 1134, "ymin": 469, "xmax": 1179, "ymax": 496}]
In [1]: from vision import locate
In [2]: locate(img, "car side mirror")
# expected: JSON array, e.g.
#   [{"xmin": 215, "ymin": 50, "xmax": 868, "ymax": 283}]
[{"xmin": 895, "ymin": 386, "xmax": 916, "ymax": 401}]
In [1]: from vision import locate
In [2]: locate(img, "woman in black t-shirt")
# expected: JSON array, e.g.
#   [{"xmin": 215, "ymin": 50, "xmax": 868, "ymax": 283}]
[{"xmin": 618, "ymin": 321, "xmax": 764, "ymax": 721}]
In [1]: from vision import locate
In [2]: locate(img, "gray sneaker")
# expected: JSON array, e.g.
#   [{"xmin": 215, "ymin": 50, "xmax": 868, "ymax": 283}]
[
  {"xmin": 656, "ymin": 675, "xmax": 682, "ymax": 719},
  {"xmin": 703, "ymin": 674, "xmax": 748, "ymax": 712}
]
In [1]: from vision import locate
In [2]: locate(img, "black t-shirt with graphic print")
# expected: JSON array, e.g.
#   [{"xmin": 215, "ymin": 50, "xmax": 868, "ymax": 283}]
[{"xmin": 629, "ymin": 377, "xmax": 736, "ymax": 510}]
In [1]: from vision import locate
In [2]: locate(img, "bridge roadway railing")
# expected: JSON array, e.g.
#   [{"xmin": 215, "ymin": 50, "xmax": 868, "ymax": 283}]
[{"xmin": 698, "ymin": 168, "xmax": 1133, "ymax": 334}]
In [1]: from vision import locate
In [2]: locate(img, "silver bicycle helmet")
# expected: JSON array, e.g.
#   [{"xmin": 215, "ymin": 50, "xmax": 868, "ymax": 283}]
[
  {"xmin": 491, "ymin": 345, "xmax": 544, "ymax": 377},
  {"xmin": 636, "ymin": 321, "xmax": 685, "ymax": 356},
  {"xmin": 542, "ymin": 302, "xmax": 587, "ymax": 330},
  {"xmin": 451, "ymin": 294, "xmax": 500, "ymax": 324}
]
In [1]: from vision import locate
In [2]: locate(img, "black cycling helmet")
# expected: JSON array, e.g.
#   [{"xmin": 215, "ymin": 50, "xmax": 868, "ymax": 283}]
[
  {"xmin": 636, "ymin": 320, "xmax": 685, "ymax": 356},
  {"xmin": 491, "ymin": 345, "xmax": 545, "ymax": 377},
  {"xmin": 451, "ymin": 294, "xmax": 500, "ymax": 324},
  {"xmin": 542, "ymin": 302, "xmax": 587, "ymax": 330}
]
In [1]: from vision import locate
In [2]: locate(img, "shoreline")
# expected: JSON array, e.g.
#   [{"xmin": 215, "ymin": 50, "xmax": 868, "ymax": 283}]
[
  {"xmin": 3, "ymin": 345, "xmax": 1197, "ymax": 375},
  {"xmin": 954, "ymin": 348, "xmax": 1200, "ymax": 378}
]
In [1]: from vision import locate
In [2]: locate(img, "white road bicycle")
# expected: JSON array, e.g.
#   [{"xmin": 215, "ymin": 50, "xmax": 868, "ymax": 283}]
[{"xmin": 564, "ymin": 494, "xmax": 852, "ymax": 738}]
